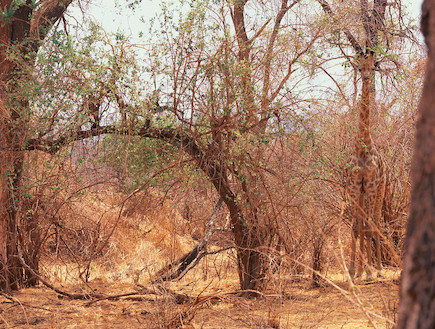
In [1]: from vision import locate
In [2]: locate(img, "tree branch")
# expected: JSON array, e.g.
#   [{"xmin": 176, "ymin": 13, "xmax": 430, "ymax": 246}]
[
  {"xmin": 153, "ymin": 198, "xmax": 225, "ymax": 282},
  {"xmin": 262, "ymin": 0, "xmax": 297, "ymax": 109},
  {"xmin": 30, "ymin": 0, "xmax": 74, "ymax": 46},
  {"xmin": 316, "ymin": 0, "xmax": 363, "ymax": 55},
  {"xmin": 17, "ymin": 255, "xmax": 104, "ymax": 300}
]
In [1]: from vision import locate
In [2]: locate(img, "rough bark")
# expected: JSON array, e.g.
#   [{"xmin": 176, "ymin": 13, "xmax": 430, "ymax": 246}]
[
  {"xmin": 0, "ymin": 0, "xmax": 73, "ymax": 291},
  {"xmin": 396, "ymin": 1, "xmax": 435, "ymax": 328},
  {"xmin": 311, "ymin": 237, "xmax": 323, "ymax": 288}
]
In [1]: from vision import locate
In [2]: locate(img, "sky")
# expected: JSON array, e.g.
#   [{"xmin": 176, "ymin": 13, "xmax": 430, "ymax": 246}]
[
  {"xmin": 411, "ymin": 0, "xmax": 424, "ymax": 19},
  {"xmin": 66, "ymin": 0, "xmax": 425, "ymax": 103},
  {"xmin": 72, "ymin": 0, "xmax": 425, "ymax": 42}
]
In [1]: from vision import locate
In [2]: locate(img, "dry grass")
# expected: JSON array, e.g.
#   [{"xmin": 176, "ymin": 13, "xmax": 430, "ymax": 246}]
[
  {"xmin": 4, "ymin": 157, "xmax": 401, "ymax": 328},
  {"xmin": 0, "ymin": 270, "xmax": 399, "ymax": 328}
]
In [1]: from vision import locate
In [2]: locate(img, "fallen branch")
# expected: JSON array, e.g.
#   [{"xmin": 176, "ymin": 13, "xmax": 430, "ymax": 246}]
[
  {"xmin": 153, "ymin": 198, "xmax": 226, "ymax": 282},
  {"xmin": 0, "ymin": 292, "xmax": 53, "ymax": 313},
  {"xmin": 85, "ymin": 285, "xmax": 190, "ymax": 306},
  {"xmin": 17, "ymin": 255, "xmax": 103, "ymax": 300},
  {"xmin": 174, "ymin": 247, "xmax": 234, "ymax": 282},
  {"xmin": 18, "ymin": 254, "xmax": 191, "ymax": 307}
]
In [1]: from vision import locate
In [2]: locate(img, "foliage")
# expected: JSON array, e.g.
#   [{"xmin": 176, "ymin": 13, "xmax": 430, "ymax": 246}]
[{"xmin": 0, "ymin": 0, "xmax": 423, "ymax": 296}]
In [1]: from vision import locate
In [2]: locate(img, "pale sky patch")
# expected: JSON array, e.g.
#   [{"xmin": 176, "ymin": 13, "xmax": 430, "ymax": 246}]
[{"xmin": 69, "ymin": 0, "xmax": 424, "ymax": 41}]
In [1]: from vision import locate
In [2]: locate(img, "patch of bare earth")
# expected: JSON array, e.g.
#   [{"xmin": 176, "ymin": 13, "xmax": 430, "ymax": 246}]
[{"xmin": 0, "ymin": 271, "xmax": 399, "ymax": 328}]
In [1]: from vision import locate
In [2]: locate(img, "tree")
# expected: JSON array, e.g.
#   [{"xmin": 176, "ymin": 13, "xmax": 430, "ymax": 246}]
[
  {"xmin": 106, "ymin": 0, "xmax": 320, "ymax": 293},
  {"xmin": 396, "ymin": 0, "xmax": 435, "ymax": 327},
  {"xmin": 0, "ymin": 0, "xmax": 74, "ymax": 291},
  {"xmin": 1, "ymin": 0, "xmax": 420, "ymax": 297},
  {"xmin": 11, "ymin": 0, "xmax": 325, "ymax": 293}
]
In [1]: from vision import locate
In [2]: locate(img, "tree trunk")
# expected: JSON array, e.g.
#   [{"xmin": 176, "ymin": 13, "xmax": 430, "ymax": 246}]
[
  {"xmin": 221, "ymin": 191, "xmax": 265, "ymax": 295},
  {"xmin": 396, "ymin": 1, "xmax": 435, "ymax": 327},
  {"xmin": 0, "ymin": 0, "xmax": 72, "ymax": 292},
  {"xmin": 0, "ymin": 0, "xmax": 24, "ymax": 291},
  {"xmin": 312, "ymin": 237, "xmax": 323, "ymax": 288},
  {"xmin": 185, "ymin": 135, "xmax": 267, "ymax": 294},
  {"xmin": 0, "ymin": 74, "xmax": 31, "ymax": 291},
  {"xmin": 0, "ymin": 150, "xmax": 22, "ymax": 291},
  {"xmin": 235, "ymin": 228, "xmax": 265, "ymax": 295}
]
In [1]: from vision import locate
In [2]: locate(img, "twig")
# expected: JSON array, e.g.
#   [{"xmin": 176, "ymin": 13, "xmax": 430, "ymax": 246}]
[
  {"xmin": 0, "ymin": 313, "xmax": 11, "ymax": 328},
  {"xmin": 282, "ymin": 254, "xmax": 395, "ymax": 326},
  {"xmin": 0, "ymin": 295, "xmax": 53, "ymax": 313},
  {"xmin": 85, "ymin": 291, "xmax": 145, "ymax": 307},
  {"xmin": 0, "ymin": 292, "xmax": 28, "ymax": 326}
]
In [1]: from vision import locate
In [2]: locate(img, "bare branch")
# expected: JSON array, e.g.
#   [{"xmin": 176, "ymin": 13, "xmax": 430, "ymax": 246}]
[
  {"xmin": 316, "ymin": 0, "xmax": 363, "ymax": 54},
  {"xmin": 153, "ymin": 198, "xmax": 225, "ymax": 282},
  {"xmin": 262, "ymin": 0, "xmax": 298, "ymax": 108}
]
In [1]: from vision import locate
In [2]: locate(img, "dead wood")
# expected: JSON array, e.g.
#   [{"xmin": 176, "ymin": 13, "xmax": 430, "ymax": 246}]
[
  {"xmin": 152, "ymin": 198, "xmax": 226, "ymax": 282},
  {"xmin": 17, "ymin": 255, "xmax": 104, "ymax": 300},
  {"xmin": 0, "ymin": 292, "xmax": 53, "ymax": 313},
  {"xmin": 85, "ymin": 285, "xmax": 190, "ymax": 307}
]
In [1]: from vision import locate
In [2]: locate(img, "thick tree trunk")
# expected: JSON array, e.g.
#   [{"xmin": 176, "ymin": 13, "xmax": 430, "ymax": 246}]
[
  {"xmin": 0, "ymin": 93, "xmax": 29, "ymax": 291},
  {"xmin": 0, "ymin": 2, "xmax": 31, "ymax": 290},
  {"xmin": 0, "ymin": 149, "xmax": 20, "ymax": 291},
  {"xmin": 0, "ymin": 16, "xmax": 21, "ymax": 290},
  {"xmin": 222, "ymin": 194, "xmax": 265, "ymax": 295},
  {"xmin": 0, "ymin": 0, "xmax": 13, "ymax": 290},
  {"xmin": 235, "ymin": 229, "xmax": 264, "ymax": 294},
  {"xmin": 188, "ymin": 139, "xmax": 266, "ymax": 293},
  {"xmin": 396, "ymin": 1, "xmax": 435, "ymax": 328},
  {"xmin": 0, "ymin": 163, "xmax": 7, "ymax": 289}
]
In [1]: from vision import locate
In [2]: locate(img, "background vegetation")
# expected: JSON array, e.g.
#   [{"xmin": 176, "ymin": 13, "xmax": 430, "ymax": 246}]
[{"xmin": 0, "ymin": 0, "xmax": 425, "ymax": 327}]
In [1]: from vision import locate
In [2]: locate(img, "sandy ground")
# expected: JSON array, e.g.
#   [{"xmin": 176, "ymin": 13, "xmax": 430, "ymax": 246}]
[{"xmin": 0, "ymin": 271, "xmax": 399, "ymax": 329}]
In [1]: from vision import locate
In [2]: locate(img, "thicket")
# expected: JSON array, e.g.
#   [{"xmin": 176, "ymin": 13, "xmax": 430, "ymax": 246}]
[{"xmin": 0, "ymin": 0, "xmax": 422, "ymax": 295}]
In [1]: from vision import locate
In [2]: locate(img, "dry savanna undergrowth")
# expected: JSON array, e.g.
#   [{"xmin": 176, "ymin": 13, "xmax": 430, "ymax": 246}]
[{"xmin": 0, "ymin": 157, "xmax": 401, "ymax": 328}]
